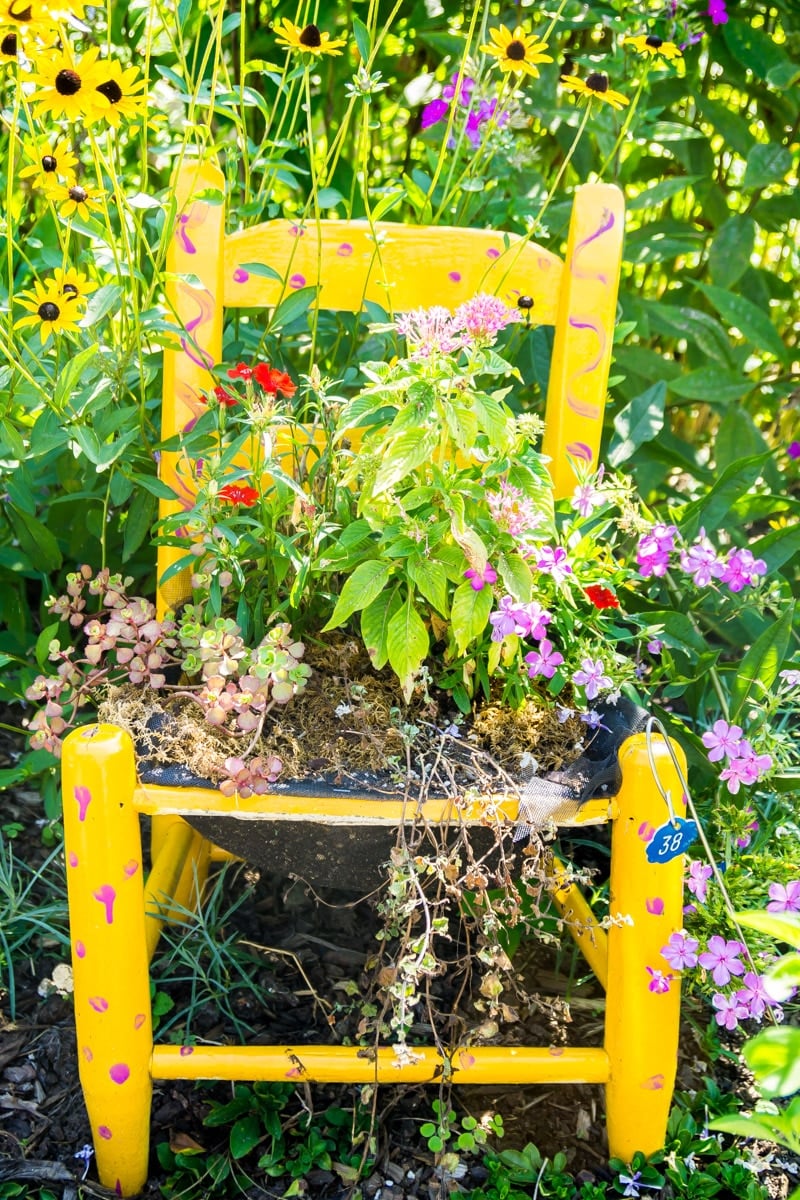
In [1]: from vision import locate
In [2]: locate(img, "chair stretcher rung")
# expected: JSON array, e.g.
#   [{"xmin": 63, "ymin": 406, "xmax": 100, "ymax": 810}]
[{"xmin": 151, "ymin": 1044, "xmax": 610, "ymax": 1085}]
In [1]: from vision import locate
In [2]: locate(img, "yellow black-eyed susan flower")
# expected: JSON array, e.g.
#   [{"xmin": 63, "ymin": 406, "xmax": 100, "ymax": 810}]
[
  {"xmin": 18, "ymin": 137, "xmax": 77, "ymax": 187},
  {"xmin": 25, "ymin": 45, "xmax": 106, "ymax": 121},
  {"xmin": 47, "ymin": 179, "xmax": 104, "ymax": 219},
  {"xmin": 92, "ymin": 57, "xmax": 146, "ymax": 126},
  {"xmin": 479, "ymin": 24, "xmax": 553, "ymax": 78},
  {"xmin": 623, "ymin": 33, "xmax": 682, "ymax": 62},
  {"xmin": 1, "ymin": 28, "xmax": 17, "ymax": 58},
  {"xmin": 0, "ymin": 0, "xmax": 51, "ymax": 34},
  {"xmin": 559, "ymin": 72, "xmax": 630, "ymax": 110},
  {"xmin": 15, "ymin": 277, "xmax": 83, "ymax": 343},
  {"xmin": 273, "ymin": 18, "xmax": 346, "ymax": 57},
  {"xmin": 52, "ymin": 266, "xmax": 97, "ymax": 304}
]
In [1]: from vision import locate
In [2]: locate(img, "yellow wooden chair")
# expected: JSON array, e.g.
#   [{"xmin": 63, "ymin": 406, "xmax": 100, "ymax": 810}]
[{"xmin": 61, "ymin": 160, "xmax": 687, "ymax": 1197}]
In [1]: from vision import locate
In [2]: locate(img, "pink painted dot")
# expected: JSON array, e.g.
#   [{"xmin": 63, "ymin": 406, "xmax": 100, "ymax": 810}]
[
  {"xmin": 289, "ymin": 273, "xmax": 305, "ymax": 289},
  {"xmin": 641, "ymin": 1073, "xmax": 665, "ymax": 1090},
  {"xmin": 134, "ymin": 1013, "xmax": 146, "ymax": 1030},
  {"xmin": 289, "ymin": 224, "xmax": 304, "ymax": 237},
  {"xmin": 638, "ymin": 822, "xmax": 655, "ymax": 843},
  {"xmin": 486, "ymin": 247, "xmax": 500, "ymax": 259},
  {"xmin": 93, "ymin": 884, "xmax": 116, "ymax": 925},
  {"xmin": 232, "ymin": 267, "xmax": 249, "ymax": 283},
  {"xmin": 74, "ymin": 786, "xmax": 92, "ymax": 822},
  {"xmin": 75, "ymin": 940, "xmax": 86, "ymax": 959},
  {"xmin": 179, "ymin": 1045, "xmax": 194, "ymax": 1056},
  {"xmin": 68, "ymin": 852, "xmax": 78, "ymax": 868},
  {"xmin": 98, "ymin": 1125, "xmax": 113, "ymax": 1140},
  {"xmin": 82, "ymin": 1046, "xmax": 93, "ymax": 1062},
  {"xmin": 448, "ymin": 271, "xmax": 461, "ymax": 282},
  {"xmin": 538, "ymin": 255, "xmax": 551, "ymax": 270},
  {"xmin": 123, "ymin": 859, "xmax": 140, "ymax": 878},
  {"xmin": 109, "ymin": 1063, "xmax": 130, "ymax": 1085},
  {"xmin": 89, "ymin": 996, "xmax": 109, "ymax": 1013},
  {"xmin": 548, "ymin": 1046, "xmax": 564, "ymax": 1056},
  {"xmin": 337, "ymin": 242, "xmax": 353, "ymax": 257},
  {"xmin": 457, "ymin": 1050, "xmax": 475, "ymax": 1069},
  {"xmin": 646, "ymin": 897, "xmax": 665, "ymax": 915},
  {"xmin": 566, "ymin": 441, "xmax": 594, "ymax": 463}
]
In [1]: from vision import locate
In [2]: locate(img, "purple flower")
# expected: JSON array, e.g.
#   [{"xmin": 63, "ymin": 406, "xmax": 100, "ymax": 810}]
[
  {"xmin": 580, "ymin": 710, "xmax": 609, "ymax": 731},
  {"xmin": 557, "ymin": 705, "xmax": 574, "ymax": 723},
  {"xmin": 661, "ymin": 930, "xmax": 700, "ymax": 971},
  {"xmin": 395, "ymin": 306, "xmax": 462, "ymax": 357},
  {"xmin": 680, "ymin": 532, "xmax": 724, "ymax": 586},
  {"xmin": 699, "ymin": 936, "xmax": 745, "ymax": 986},
  {"xmin": 420, "ymin": 97, "xmax": 449, "ymax": 130},
  {"xmin": 707, "ymin": 0, "xmax": 728, "ymax": 24},
  {"xmin": 701, "ymin": 719, "xmax": 743, "ymax": 763},
  {"xmin": 636, "ymin": 523, "xmax": 677, "ymax": 578},
  {"xmin": 490, "ymin": 596, "xmax": 550, "ymax": 642},
  {"xmin": 647, "ymin": 638, "xmax": 663, "ymax": 654},
  {"xmin": 781, "ymin": 669, "xmax": 800, "ymax": 687},
  {"xmin": 788, "ymin": 441, "xmax": 800, "ymax": 460},
  {"xmin": 735, "ymin": 972, "xmax": 773, "ymax": 1021},
  {"xmin": 646, "ymin": 966, "xmax": 674, "ymax": 994},
  {"xmin": 571, "ymin": 481, "xmax": 602, "ymax": 519},
  {"xmin": 463, "ymin": 563, "xmax": 498, "ymax": 592},
  {"xmin": 535, "ymin": 545, "xmax": 573, "ymax": 584},
  {"xmin": 767, "ymin": 880, "xmax": 800, "ymax": 913},
  {"xmin": 719, "ymin": 740, "xmax": 773, "ymax": 794},
  {"xmin": 687, "ymin": 860, "xmax": 713, "ymax": 903},
  {"xmin": 442, "ymin": 72, "xmax": 475, "ymax": 105},
  {"xmin": 712, "ymin": 991, "xmax": 746, "ymax": 1030},
  {"xmin": 719, "ymin": 548, "xmax": 767, "ymax": 593},
  {"xmin": 524, "ymin": 639, "xmax": 564, "ymax": 680},
  {"xmin": 454, "ymin": 293, "xmax": 520, "ymax": 342},
  {"xmin": 571, "ymin": 657, "xmax": 613, "ymax": 701}
]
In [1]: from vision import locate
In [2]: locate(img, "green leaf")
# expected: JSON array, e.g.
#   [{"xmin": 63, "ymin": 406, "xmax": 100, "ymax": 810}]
[
  {"xmin": 668, "ymin": 369, "xmax": 752, "ymax": 404},
  {"xmin": 407, "ymin": 557, "xmax": 449, "ymax": 615},
  {"xmin": 230, "ymin": 1115, "xmax": 262, "ymax": 1160},
  {"xmin": 723, "ymin": 19, "xmax": 791, "ymax": 80},
  {"xmin": 401, "ymin": 172, "xmax": 432, "ymax": 223},
  {"xmin": 239, "ymin": 261, "xmax": 282, "ymax": 282},
  {"xmin": 680, "ymin": 452, "xmax": 771, "ymax": 542},
  {"xmin": 361, "ymin": 586, "xmax": 402, "ymax": 670},
  {"xmin": 128, "ymin": 472, "xmax": 179, "ymax": 501},
  {"xmin": 708, "ymin": 216, "xmax": 755, "ymax": 290},
  {"xmin": 7, "ymin": 506, "xmax": 62, "ymax": 573},
  {"xmin": 79, "ymin": 284, "xmax": 124, "ymax": 328},
  {"xmin": 695, "ymin": 96, "xmax": 756, "ymax": 158},
  {"xmin": 53, "ymin": 344, "xmax": 99, "ymax": 409},
  {"xmin": 372, "ymin": 429, "xmax": 438, "ymax": 496},
  {"xmin": 498, "ymin": 553, "xmax": 532, "ymax": 603},
  {"xmin": 608, "ymin": 381, "xmax": 666, "ymax": 467},
  {"xmin": 751, "ymin": 522, "xmax": 800, "ymax": 575},
  {"xmin": 269, "ymin": 284, "xmax": 318, "ymax": 331},
  {"xmin": 450, "ymin": 580, "xmax": 492, "ymax": 656},
  {"xmin": 730, "ymin": 602, "xmax": 794, "ymax": 719},
  {"xmin": 627, "ymin": 176, "xmax": 702, "ymax": 211},
  {"xmin": 742, "ymin": 143, "xmax": 793, "ymax": 191},
  {"xmin": 694, "ymin": 282, "xmax": 789, "ymax": 365},
  {"xmin": 322, "ymin": 560, "xmax": 393, "ymax": 631},
  {"xmin": 123, "ymin": 489, "xmax": 156, "ymax": 562},
  {"xmin": 742, "ymin": 1027, "xmax": 800, "ymax": 1099},
  {"xmin": 734, "ymin": 909, "xmax": 800, "ymax": 950},
  {"xmin": 352, "ymin": 15, "xmax": 371, "ymax": 61},
  {"xmin": 709, "ymin": 1112, "xmax": 793, "ymax": 1141},
  {"xmin": 387, "ymin": 595, "xmax": 429, "ymax": 701}
]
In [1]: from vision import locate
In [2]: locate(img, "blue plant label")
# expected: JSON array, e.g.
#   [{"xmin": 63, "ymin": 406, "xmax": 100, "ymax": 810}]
[{"xmin": 646, "ymin": 817, "xmax": 699, "ymax": 864}]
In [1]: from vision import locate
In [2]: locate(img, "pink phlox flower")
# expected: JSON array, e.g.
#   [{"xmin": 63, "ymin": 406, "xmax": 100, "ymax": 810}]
[
  {"xmin": 636, "ymin": 523, "xmax": 677, "ymax": 578},
  {"xmin": 712, "ymin": 991, "xmax": 747, "ymax": 1030},
  {"xmin": 489, "ymin": 595, "xmax": 535, "ymax": 641},
  {"xmin": 719, "ymin": 547, "xmax": 767, "ymax": 593},
  {"xmin": 442, "ymin": 73, "xmax": 475, "ymax": 105},
  {"xmin": 699, "ymin": 936, "xmax": 745, "ymax": 986},
  {"xmin": 680, "ymin": 530, "xmax": 724, "ymax": 587},
  {"xmin": 646, "ymin": 966, "xmax": 674, "ymax": 994},
  {"xmin": 687, "ymin": 859, "xmax": 713, "ymax": 903},
  {"xmin": 535, "ymin": 544, "xmax": 573, "ymax": 584},
  {"xmin": 719, "ymin": 740, "xmax": 772, "ymax": 794},
  {"xmin": 661, "ymin": 930, "xmax": 700, "ymax": 971},
  {"xmin": 524, "ymin": 638, "xmax": 564, "ymax": 680},
  {"xmin": 735, "ymin": 972, "xmax": 773, "ymax": 1021},
  {"xmin": 707, "ymin": 0, "xmax": 728, "ymax": 24},
  {"xmin": 647, "ymin": 638, "xmax": 663, "ymax": 654},
  {"xmin": 767, "ymin": 880, "xmax": 800, "ymax": 914},
  {"xmin": 454, "ymin": 294, "xmax": 520, "ymax": 342},
  {"xmin": 701, "ymin": 718, "xmax": 743, "ymax": 763},
  {"xmin": 571, "ymin": 481, "xmax": 602, "ymax": 519},
  {"xmin": 780, "ymin": 669, "xmax": 800, "ymax": 687},
  {"xmin": 395, "ymin": 306, "xmax": 462, "ymax": 357},
  {"xmin": 463, "ymin": 563, "xmax": 497, "ymax": 592},
  {"xmin": 521, "ymin": 601, "xmax": 552, "ymax": 641},
  {"xmin": 571, "ymin": 657, "xmax": 613, "ymax": 701}
]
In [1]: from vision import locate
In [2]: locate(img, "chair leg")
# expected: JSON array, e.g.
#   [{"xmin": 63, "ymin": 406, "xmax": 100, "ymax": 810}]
[
  {"xmin": 604, "ymin": 733, "xmax": 686, "ymax": 1161},
  {"xmin": 62, "ymin": 724, "xmax": 152, "ymax": 1197}
]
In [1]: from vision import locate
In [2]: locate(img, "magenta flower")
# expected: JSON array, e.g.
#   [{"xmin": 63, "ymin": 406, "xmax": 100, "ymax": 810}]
[
  {"xmin": 636, "ymin": 523, "xmax": 677, "ymax": 578},
  {"xmin": 647, "ymin": 638, "xmax": 663, "ymax": 654},
  {"xmin": 524, "ymin": 639, "xmax": 564, "ymax": 680},
  {"xmin": 463, "ymin": 563, "xmax": 497, "ymax": 592},
  {"xmin": 767, "ymin": 880, "xmax": 800, "ymax": 913},
  {"xmin": 707, "ymin": 0, "xmax": 728, "ymax": 24},
  {"xmin": 680, "ymin": 533, "xmax": 723, "ymax": 586},
  {"xmin": 686, "ymin": 860, "xmax": 713, "ymax": 903},
  {"xmin": 719, "ymin": 741, "xmax": 773, "ymax": 794},
  {"xmin": 719, "ymin": 548, "xmax": 767, "ymax": 593},
  {"xmin": 535, "ymin": 545, "xmax": 573, "ymax": 584},
  {"xmin": 712, "ymin": 992, "xmax": 746, "ymax": 1030},
  {"xmin": 701, "ymin": 719, "xmax": 743, "ymax": 763},
  {"xmin": 735, "ymin": 972, "xmax": 773, "ymax": 1021},
  {"xmin": 571, "ymin": 657, "xmax": 613, "ymax": 701},
  {"xmin": 646, "ymin": 966, "xmax": 674, "ymax": 994},
  {"xmin": 661, "ymin": 930, "xmax": 700, "ymax": 971},
  {"xmin": 788, "ymin": 441, "xmax": 800, "ymax": 460},
  {"xmin": 490, "ymin": 596, "xmax": 550, "ymax": 642},
  {"xmin": 699, "ymin": 936, "xmax": 745, "ymax": 986}
]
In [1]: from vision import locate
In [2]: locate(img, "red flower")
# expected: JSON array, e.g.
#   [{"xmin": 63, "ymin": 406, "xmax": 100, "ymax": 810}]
[
  {"xmin": 213, "ymin": 385, "xmax": 237, "ymax": 407},
  {"xmin": 253, "ymin": 362, "xmax": 297, "ymax": 398},
  {"xmin": 218, "ymin": 483, "xmax": 259, "ymax": 507},
  {"xmin": 585, "ymin": 584, "xmax": 620, "ymax": 610},
  {"xmin": 227, "ymin": 362, "xmax": 253, "ymax": 380}
]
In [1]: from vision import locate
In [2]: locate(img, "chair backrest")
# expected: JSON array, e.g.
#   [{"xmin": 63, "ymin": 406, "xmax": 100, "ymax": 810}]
[{"xmin": 159, "ymin": 158, "xmax": 624, "ymax": 614}]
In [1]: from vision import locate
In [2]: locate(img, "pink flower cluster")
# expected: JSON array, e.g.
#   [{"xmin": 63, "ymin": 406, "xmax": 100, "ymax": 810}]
[
  {"xmin": 636, "ymin": 524, "xmax": 766, "ymax": 593},
  {"xmin": 701, "ymin": 719, "xmax": 772, "ymax": 794},
  {"xmin": 659, "ymin": 930, "xmax": 779, "ymax": 1027},
  {"xmin": 486, "ymin": 480, "xmax": 543, "ymax": 539},
  {"xmin": 489, "ymin": 597, "xmax": 551, "ymax": 642},
  {"xmin": 395, "ymin": 295, "xmax": 519, "ymax": 358}
]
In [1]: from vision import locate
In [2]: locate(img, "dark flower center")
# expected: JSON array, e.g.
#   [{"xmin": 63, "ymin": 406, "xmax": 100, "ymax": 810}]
[
  {"xmin": 1, "ymin": 32, "xmax": 17, "ymax": 55},
  {"xmin": 38, "ymin": 301, "xmax": 60, "ymax": 321},
  {"xmin": 62, "ymin": 283, "xmax": 79, "ymax": 298},
  {"xmin": 517, "ymin": 295, "xmax": 534, "ymax": 310},
  {"xmin": 645, "ymin": 35, "xmax": 664, "ymax": 47},
  {"xmin": 506, "ymin": 39, "xmax": 526, "ymax": 61},
  {"xmin": 96, "ymin": 78, "xmax": 123, "ymax": 104},
  {"xmin": 41, "ymin": 154, "xmax": 57, "ymax": 171},
  {"xmin": 9, "ymin": 1, "xmax": 32, "ymax": 22},
  {"xmin": 299, "ymin": 23, "xmax": 322, "ymax": 47},
  {"xmin": 68, "ymin": 185, "xmax": 88, "ymax": 202},
  {"xmin": 55, "ymin": 69, "xmax": 82, "ymax": 96},
  {"xmin": 586, "ymin": 72, "xmax": 609, "ymax": 93}
]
